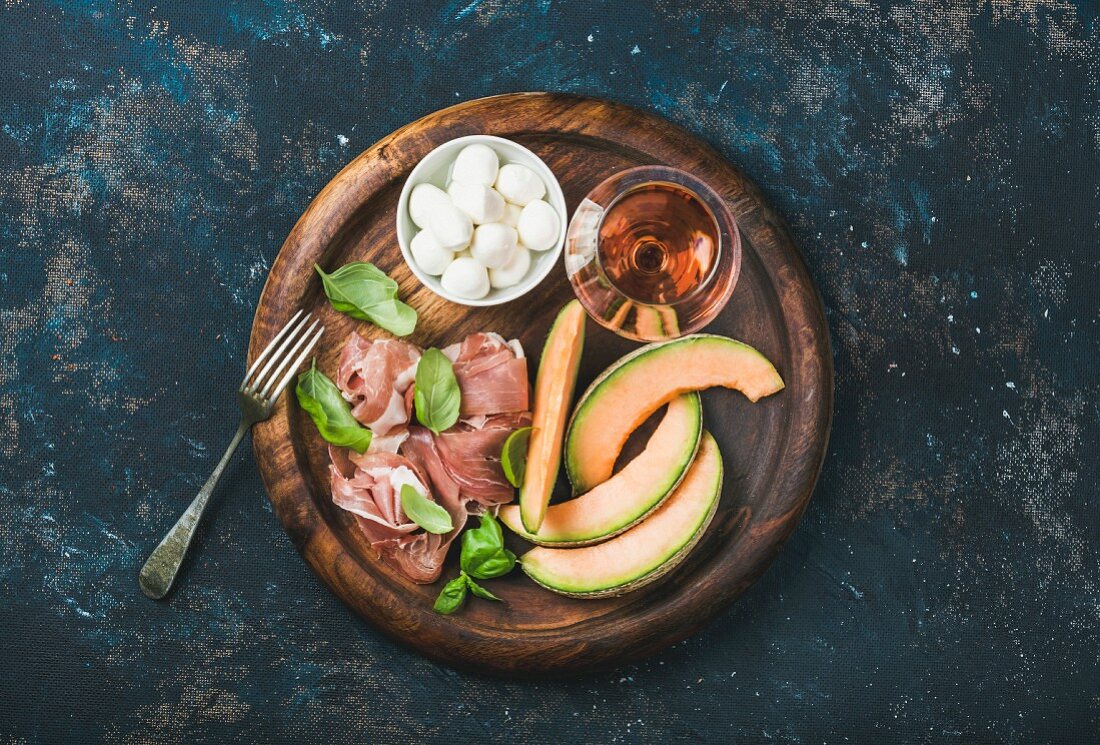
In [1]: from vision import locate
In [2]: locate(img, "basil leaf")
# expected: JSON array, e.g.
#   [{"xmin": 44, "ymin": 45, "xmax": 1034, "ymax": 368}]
[
  {"xmin": 433, "ymin": 575, "xmax": 468, "ymax": 614},
  {"xmin": 464, "ymin": 575, "xmax": 500, "ymax": 602},
  {"xmin": 399, "ymin": 484, "xmax": 453, "ymax": 535},
  {"xmin": 295, "ymin": 359, "xmax": 373, "ymax": 453},
  {"xmin": 434, "ymin": 514, "xmax": 516, "ymax": 615},
  {"xmin": 501, "ymin": 426, "xmax": 533, "ymax": 488},
  {"xmin": 467, "ymin": 547, "xmax": 517, "ymax": 580},
  {"xmin": 315, "ymin": 262, "xmax": 417, "ymax": 336},
  {"xmin": 414, "ymin": 348, "xmax": 461, "ymax": 434},
  {"xmin": 364, "ymin": 297, "xmax": 417, "ymax": 337},
  {"xmin": 460, "ymin": 513, "xmax": 517, "ymax": 579}
]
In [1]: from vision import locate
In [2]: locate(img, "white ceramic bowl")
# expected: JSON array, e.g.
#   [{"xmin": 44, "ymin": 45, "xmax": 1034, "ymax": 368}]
[{"xmin": 396, "ymin": 135, "xmax": 567, "ymax": 307}]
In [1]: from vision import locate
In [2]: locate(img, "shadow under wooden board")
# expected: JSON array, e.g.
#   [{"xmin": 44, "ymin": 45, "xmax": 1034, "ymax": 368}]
[{"xmin": 249, "ymin": 92, "xmax": 833, "ymax": 677}]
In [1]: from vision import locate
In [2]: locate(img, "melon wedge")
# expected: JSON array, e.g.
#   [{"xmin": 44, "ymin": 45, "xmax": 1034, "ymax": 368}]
[
  {"xmin": 565, "ymin": 334, "xmax": 783, "ymax": 493},
  {"xmin": 519, "ymin": 300, "xmax": 586, "ymax": 533},
  {"xmin": 501, "ymin": 393, "xmax": 701, "ymax": 546},
  {"xmin": 521, "ymin": 430, "xmax": 723, "ymax": 598},
  {"xmin": 634, "ymin": 305, "xmax": 664, "ymax": 340},
  {"xmin": 605, "ymin": 299, "xmax": 633, "ymax": 332},
  {"xmin": 657, "ymin": 306, "xmax": 680, "ymax": 337}
]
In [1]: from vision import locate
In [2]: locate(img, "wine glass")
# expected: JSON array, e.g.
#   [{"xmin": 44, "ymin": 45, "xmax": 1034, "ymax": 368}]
[{"xmin": 564, "ymin": 166, "xmax": 741, "ymax": 342}]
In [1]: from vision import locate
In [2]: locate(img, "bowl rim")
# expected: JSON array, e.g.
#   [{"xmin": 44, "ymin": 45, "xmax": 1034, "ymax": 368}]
[{"xmin": 395, "ymin": 134, "xmax": 567, "ymax": 307}]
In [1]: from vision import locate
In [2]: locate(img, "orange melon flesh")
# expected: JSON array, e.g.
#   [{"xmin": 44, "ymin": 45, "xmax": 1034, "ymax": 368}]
[
  {"xmin": 565, "ymin": 334, "xmax": 783, "ymax": 493},
  {"xmin": 634, "ymin": 305, "xmax": 664, "ymax": 340},
  {"xmin": 657, "ymin": 306, "xmax": 680, "ymax": 337},
  {"xmin": 522, "ymin": 431, "xmax": 723, "ymax": 597},
  {"xmin": 519, "ymin": 300, "xmax": 586, "ymax": 533},
  {"xmin": 605, "ymin": 299, "xmax": 633, "ymax": 331},
  {"xmin": 501, "ymin": 393, "xmax": 701, "ymax": 546}
]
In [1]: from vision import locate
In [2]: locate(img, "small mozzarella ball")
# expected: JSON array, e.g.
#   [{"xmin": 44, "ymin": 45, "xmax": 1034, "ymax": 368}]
[
  {"xmin": 500, "ymin": 202, "xmax": 522, "ymax": 228},
  {"xmin": 517, "ymin": 200, "xmax": 561, "ymax": 252},
  {"xmin": 441, "ymin": 256, "xmax": 490, "ymax": 300},
  {"xmin": 447, "ymin": 182, "xmax": 505, "ymax": 225},
  {"xmin": 494, "ymin": 163, "xmax": 546, "ymax": 206},
  {"xmin": 427, "ymin": 202, "xmax": 473, "ymax": 252},
  {"xmin": 451, "ymin": 144, "xmax": 499, "ymax": 187},
  {"xmin": 410, "ymin": 230, "xmax": 453, "ymax": 276},
  {"xmin": 489, "ymin": 245, "xmax": 532, "ymax": 289},
  {"xmin": 408, "ymin": 183, "xmax": 450, "ymax": 229},
  {"xmin": 470, "ymin": 223, "xmax": 518, "ymax": 269}
]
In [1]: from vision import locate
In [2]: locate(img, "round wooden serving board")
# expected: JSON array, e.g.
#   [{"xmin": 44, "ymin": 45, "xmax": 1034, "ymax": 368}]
[{"xmin": 249, "ymin": 93, "xmax": 833, "ymax": 677}]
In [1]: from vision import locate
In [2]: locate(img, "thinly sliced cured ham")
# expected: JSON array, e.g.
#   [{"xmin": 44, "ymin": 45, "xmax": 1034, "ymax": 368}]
[
  {"xmin": 329, "ymin": 446, "xmax": 465, "ymax": 584},
  {"xmin": 442, "ymin": 332, "xmax": 529, "ymax": 416},
  {"xmin": 435, "ymin": 412, "xmax": 533, "ymax": 508},
  {"xmin": 336, "ymin": 334, "xmax": 421, "ymax": 435},
  {"xmin": 328, "ymin": 330, "xmax": 531, "ymax": 584},
  {"xmin": 368, "ymin": 428, "xmax": 409, "ymax": 454},
  {"xmin": 402, "ymin": 427, "xmax": 463, "ymax": 508},
  {"xmin": 406, "ymin": 413, "xmax": 532, "ymax": 512}
]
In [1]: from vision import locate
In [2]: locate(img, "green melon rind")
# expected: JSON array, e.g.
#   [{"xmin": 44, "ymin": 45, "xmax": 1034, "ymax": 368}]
[
  {"xmin": 564, "ymin": 334, "xmax": 783, "ymax": 492},
  {"xmin": 518, "ymin": 300, "xmax": 585, "ymax": 533},
  {"xmin": 633, "ymin": 305, "xmax": 664, "ymax": 341},
  {"xmin": 521, "ymin": 431, "xmax": 724, "ymax": 598},
  {"xmin": 501, "ymin": 392, "xmax": 702, "ymax": 547}
]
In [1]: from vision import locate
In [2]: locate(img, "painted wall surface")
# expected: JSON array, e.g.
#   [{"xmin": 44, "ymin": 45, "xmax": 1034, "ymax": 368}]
[{"xmin": 1, "ymin": 1, "xmax": 1097, "ymax": 742}]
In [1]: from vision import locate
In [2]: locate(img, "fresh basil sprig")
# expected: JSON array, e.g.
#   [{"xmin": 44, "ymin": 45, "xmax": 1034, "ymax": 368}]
[
  {"xmin": 501, "ymin": 426, "xmax": 533, "ymax": 488},
  {"xmin": 460, "ymin": 511, "xmax": 517, "ymax": 579},
  {"xmin": 433, "ymin": 512, "xmax": 516, "ymax": 614},
  {"xmin": 432, "ymin": 571, "xmax": 500, "ymax": 614},
  {"xmin": 433, "ymin": 575, "xmax": 471, "ymax": 614},
  {"xmin": 296, "ymin": 360, "xmax": 373, "ymax": 453},
  {"xmin": 414, "ymin": 348, "xmax": 461, "ymax": 434},
  {"xmin": 465, "ymin": 580, "xmax": 500, "ymax": 601},
  {"xmin": 400, "ymin": 484, "xmax": 453, "ymax": 535},
  {"xmin": 315, "ymin": 262, "xmax": 417, "ymax": 336}
]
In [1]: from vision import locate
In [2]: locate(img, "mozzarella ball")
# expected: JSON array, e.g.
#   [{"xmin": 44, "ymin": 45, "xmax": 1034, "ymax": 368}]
[
  {"xmin": 451, "ymin": 144, "xmax": 499, "ymax": 187},
  {"xmin": 441, "ymin": 256, "xmax": 490, "ymax": 299},
  {"xmin": 517, "ymin": 200, "xmax": 561, "ymax": 252},
  {"xmin": 410, "ymin": 230, "xmax": 453, "ymax": 276},
  {"xmin": 489, "ymin": 245, "xmax": 532, "ymax": 289},
  {"xmin": 500, "ymin": 202, "xmax": 522, "ymax": 228},
  {"xmin": 427, "ymin": 202, "xmax": 473, "ymax": 252},
  {"xmin": 494, "ymin": 164, "xmax": 546, "ymax": 206},
  {"xmin": 447, "ymin": 182, "xmax": 505, "ymax": 225},
  {"xmin": 470, "ymin": 223, "xmax": 518, "ymax": 269},
  {"xmin": 408, "ymin": 183, "xmax": 450, "ymax": 230}
]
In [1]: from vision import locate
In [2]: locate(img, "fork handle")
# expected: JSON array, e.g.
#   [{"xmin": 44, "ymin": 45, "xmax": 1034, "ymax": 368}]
[{"xmin": 139, "ymin": 421, "xmax": 249, "ymax": 599}]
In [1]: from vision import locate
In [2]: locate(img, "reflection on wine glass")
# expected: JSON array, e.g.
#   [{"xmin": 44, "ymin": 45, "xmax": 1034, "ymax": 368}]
[{"xmin": 565, "ymin": 166, "xmax": 741, "ymax": 341}]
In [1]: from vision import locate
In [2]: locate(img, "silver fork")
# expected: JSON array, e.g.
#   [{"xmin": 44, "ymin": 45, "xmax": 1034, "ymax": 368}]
[{"xmin": 138, "ymin": 310, "xmax": 324, "ymax": 600}]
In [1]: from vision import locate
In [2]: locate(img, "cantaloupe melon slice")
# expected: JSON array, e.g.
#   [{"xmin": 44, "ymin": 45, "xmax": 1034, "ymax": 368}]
[
  {"xmin": 605, "ymin": 298, "xmax": 633, "ymax": 332},
  {"xmin": 518, "ymin": 300, "xmax": 586, "ymax": 533},
  {"xmin": 521, "ymin": 431, "xmax": 723, "ymax": 598},
  {"xmin": 501, "ymin": 393, "xmax": 701, "ymax": 546},
  {"xmin": 634, "ymin": 305, "xmax": 664, "ymax": 340},
  {"xmin": 565, "ymin": 334, "xmax": 783, "ymax": 493}
]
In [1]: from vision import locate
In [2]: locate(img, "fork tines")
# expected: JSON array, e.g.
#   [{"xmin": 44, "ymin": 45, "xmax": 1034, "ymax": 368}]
[{"xmin": 242, "ymin": 310, "xmax": 324, "ymax": 403}]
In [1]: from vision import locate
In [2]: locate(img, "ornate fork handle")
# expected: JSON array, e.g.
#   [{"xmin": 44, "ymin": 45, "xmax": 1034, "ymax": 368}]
[{"xmin": 138, "ymin": 422, "xmax": 248, "ymax": 599}]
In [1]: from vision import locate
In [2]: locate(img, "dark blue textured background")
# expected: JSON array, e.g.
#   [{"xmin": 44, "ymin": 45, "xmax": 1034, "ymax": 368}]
[{"xmin": 2, "ymin": 1, "xmax": 1097, "ymax": 742}]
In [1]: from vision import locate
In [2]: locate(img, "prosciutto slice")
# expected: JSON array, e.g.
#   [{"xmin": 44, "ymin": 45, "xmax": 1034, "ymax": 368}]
[
  {"xmin": 402, "ymin": 427, "xmax": 462, "ymax": 509},
  {"xmin": 434, "ymin": 411, "xmax": 533, "ymax": 508},
  {"xmin": 327, "ymin": 330, "xmax": 531, "ymax": 584},
  {"xmin": 442, "ymin": 332, "xmax": 529, "ymax": 416},
  {"xmin": 329, "ymin": 446, "xmax": 465, "ymax": 584},
  {"xmin": 336, "ymin": 334, "xmax": 420, "ymax": 435}
]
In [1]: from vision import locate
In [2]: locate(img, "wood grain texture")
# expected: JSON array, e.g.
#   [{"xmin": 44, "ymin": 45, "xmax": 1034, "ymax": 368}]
[{"xmin": 247, "ymin": 93, "xmax": 833, "ymax": 677}]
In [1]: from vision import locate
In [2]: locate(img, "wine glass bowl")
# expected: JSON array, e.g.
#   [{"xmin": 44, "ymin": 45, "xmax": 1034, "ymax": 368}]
[{"xmin": 564, "ymin": 166, "xmax": 741, "ymax": 341}]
